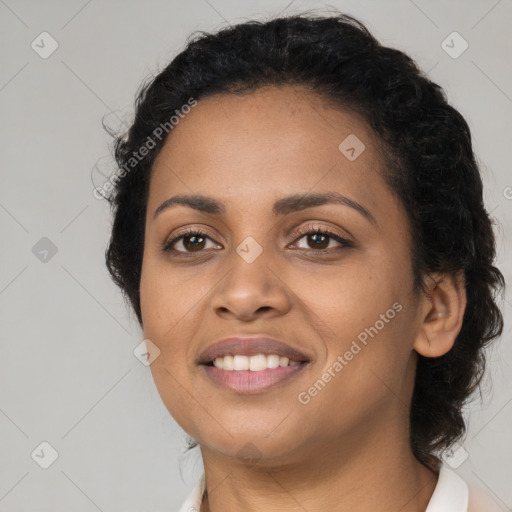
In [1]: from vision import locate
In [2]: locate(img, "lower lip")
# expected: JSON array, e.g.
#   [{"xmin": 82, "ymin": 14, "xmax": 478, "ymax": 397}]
[{"xmin": 201, "ymin": 363, "xmax": 308, "ymax": 394}]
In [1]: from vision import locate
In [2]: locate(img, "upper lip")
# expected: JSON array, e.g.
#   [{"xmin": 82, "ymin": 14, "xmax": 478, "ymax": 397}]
[{"xmin": 197, "ymin": 336, "xmax": 311, "ymax": 364}]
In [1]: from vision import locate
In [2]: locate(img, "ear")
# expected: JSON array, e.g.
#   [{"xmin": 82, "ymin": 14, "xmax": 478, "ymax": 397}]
[{"xmin": 413, "ymin": 270, "xmax": 467, "ymax": 358}]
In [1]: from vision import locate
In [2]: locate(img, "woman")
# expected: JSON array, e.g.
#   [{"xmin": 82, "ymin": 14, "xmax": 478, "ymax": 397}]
[{"xmin": 104, "ymin": 12, "xmax": 504, "ymax": 512}]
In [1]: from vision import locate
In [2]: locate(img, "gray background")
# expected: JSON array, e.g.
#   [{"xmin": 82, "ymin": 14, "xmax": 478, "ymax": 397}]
[{"xmin": 1, "ymin": 0, "xmax": 511, "ymax": 511}]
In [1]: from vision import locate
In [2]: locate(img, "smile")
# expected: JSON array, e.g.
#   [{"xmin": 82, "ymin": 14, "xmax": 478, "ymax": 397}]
[
  {"xmin": 211, "ymin": 353, "xmax": 301, "ymax": 370},
  {"xmin": 201, "ymin": 360, "xmax": 309, "ymax": 394},
  {"xmin": 197, "ymin": 336, "xmax": 311, "ymax": 393}
]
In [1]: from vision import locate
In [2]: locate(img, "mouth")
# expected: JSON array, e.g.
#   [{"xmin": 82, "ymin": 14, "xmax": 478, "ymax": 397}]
[
  {"xmin": 205, "ymin": 354, "xmax": 306, "ymax": 370},
  {"xmin": 198, "ymin": 336, "xmax": 311, "ymax": 394}
]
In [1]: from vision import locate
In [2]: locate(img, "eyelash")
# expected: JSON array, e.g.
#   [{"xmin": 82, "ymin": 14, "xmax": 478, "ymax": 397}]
[{"xmin": 161, "ymin": 224, "xmax": 353, "ymax": 257}]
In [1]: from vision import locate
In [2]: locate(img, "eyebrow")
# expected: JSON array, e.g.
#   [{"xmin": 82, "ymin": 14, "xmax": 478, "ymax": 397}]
[{"xmin": 153, "ymin": 192, "xmax": 376, "ymax": 225}]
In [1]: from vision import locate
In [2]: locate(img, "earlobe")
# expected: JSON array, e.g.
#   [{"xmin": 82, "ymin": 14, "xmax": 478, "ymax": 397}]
[{"xmin": 413, "ymin": 271, "xmax": 467, "ymax": 358}]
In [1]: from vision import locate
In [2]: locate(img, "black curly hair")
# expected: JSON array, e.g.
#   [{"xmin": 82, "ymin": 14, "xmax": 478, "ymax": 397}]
[{"xmin": 103, "ymin": 11, "xmax": 504, "ymax": 470}]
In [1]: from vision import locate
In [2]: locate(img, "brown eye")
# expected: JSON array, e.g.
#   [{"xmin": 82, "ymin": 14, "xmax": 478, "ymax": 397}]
[
  {"xmin": 304, "ymin": 232, "xmax": 330, "ymax": 250},
  {"xmin": 181, "ymin": 234, "xmax": 207, "ymax": 252},
  {"xmin": 292, "ymin": 225, "xmax": 352, "ymax": 252},
  {"xmin": 162, "ymin": 229, "xmax": 220, "ymax": 254}
]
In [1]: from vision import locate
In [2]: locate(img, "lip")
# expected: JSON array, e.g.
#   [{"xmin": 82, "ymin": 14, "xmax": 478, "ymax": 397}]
[
  {"xmin": 201, "ymin": 364, "xmax": 308, "ymax": 394},
  {"xmin": 197, "ymin": 336, "xmax": 311, "ymax": 365},
  {"xmin": 197, "ymin": 336, "xmax": 311, "ymax": 394}
]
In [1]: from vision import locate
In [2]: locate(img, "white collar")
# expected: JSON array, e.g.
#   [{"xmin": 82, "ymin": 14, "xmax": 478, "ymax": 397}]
[
  {"xmin": 178, "ymin": 473, "xmax": 205, "ymax": 512},
  {"xmin": 425, "ymin": 465, "xmax": 468, "ymax": 512},
  {"xmin": 177, "ymin": 464, "xmax": 468, "ymax": 512}
]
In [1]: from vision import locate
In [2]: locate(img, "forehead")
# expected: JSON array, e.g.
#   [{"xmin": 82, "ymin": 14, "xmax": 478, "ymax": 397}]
[{"xmin": 149, "ymin": 85, "xmax": 395, "ymax": 219}]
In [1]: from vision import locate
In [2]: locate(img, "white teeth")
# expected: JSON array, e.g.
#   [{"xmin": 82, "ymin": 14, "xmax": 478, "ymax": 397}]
[
  {"xmin": 267, "ymin": 354, "xmax": 280, "ymax": 369},
  {"xmin": 223, "ymin": 355, "xmax": 234, "ymax": 371},
  {"xmin": 212, "ymin": 354, "xmax": 303, "ymax": 370},
  {"xmin": 249, "ymin": 354, "xmax": 267, "ymax": 371},
  {"xmin": 233, "ymin": 355, "xmax": 249, "ymax": 371}
]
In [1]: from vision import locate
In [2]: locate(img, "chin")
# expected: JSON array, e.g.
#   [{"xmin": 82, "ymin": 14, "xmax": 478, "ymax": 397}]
[{"xmin": 196, "ymin": 426, "xmax": 316, "ymax": 468}]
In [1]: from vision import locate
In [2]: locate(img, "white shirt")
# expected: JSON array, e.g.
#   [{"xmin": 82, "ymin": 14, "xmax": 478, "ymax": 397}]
[{"xmin": 177, "ymin": 464, "xmax": 468, "ymax": 512}]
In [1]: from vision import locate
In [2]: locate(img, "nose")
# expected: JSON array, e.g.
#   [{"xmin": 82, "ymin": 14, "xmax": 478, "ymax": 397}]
[{"xmin": 209, "ymin": 249, "xmax": 292, "ymax": 322}]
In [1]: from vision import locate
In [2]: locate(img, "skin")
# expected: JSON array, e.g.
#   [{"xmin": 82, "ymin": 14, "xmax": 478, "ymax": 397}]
[{"xmin": 139, "ymin": 85, "xmax": 467, "ymax": 512}]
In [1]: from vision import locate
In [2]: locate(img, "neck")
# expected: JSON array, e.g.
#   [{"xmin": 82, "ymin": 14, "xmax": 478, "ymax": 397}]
[{"xmin": 198, "ymin": 413, "xmax": 438, "ymax": 512}]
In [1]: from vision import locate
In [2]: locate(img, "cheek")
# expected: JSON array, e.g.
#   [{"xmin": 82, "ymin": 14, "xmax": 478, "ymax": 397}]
[
  {"xmin": 140, "ymin": 261, "xmax": 206, "ymax": 433},
  {"xmin": 305, "ymin": 256, "xmax": 415, "ymax": 395},
  {"xmin": 305, "ymin": 256, "xmax": 403, "ymax": 340},
  {"xmin": 140, "ymin": 259, "xmax": 190, "ymax": 364},
  {"xmin": 139, "ymin": 252, "xmax": 208, "ymax": 337}
]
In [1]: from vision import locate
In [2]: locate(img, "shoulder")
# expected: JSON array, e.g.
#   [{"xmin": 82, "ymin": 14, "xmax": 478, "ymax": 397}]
[
  {"xmin": 467, "ymin": 479, "xmax": 506, "ymax": 512},
  {"xmin": 427, "ymin": 465, "xmax": 504, "ymax": 512}
]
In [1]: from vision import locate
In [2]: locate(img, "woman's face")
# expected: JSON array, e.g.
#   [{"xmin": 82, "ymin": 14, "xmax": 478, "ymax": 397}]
[{"xmin": 140, "ymin": 86, "xmax": 425, "ymax": 466}]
